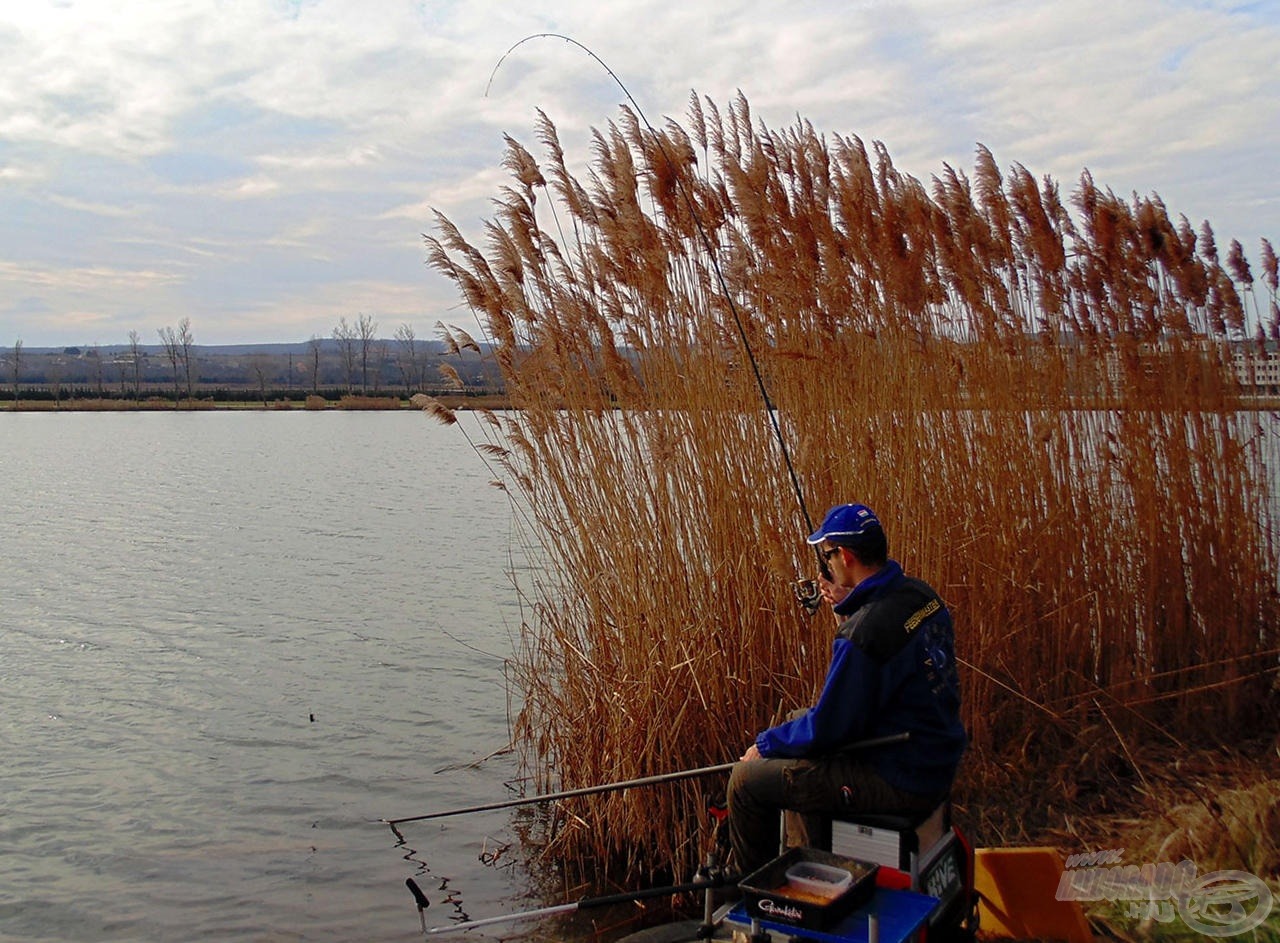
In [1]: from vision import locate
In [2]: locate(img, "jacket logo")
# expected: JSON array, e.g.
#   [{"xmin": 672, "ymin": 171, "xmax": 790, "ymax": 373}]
[{"xmin": 903, "ymin": 598, "xmax": 940, "ymax": 633}]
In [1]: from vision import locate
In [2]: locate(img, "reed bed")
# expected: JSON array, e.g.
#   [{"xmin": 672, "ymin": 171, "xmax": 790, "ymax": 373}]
[{"xmin": 423, "ymin": 94, "xmax": 1280, "ymax": 886}]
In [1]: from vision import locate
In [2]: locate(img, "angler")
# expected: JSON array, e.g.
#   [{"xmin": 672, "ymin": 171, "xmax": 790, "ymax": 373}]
[{"xmin": 728, "ymin": 502, "xmax": 967, "ymax": 879}]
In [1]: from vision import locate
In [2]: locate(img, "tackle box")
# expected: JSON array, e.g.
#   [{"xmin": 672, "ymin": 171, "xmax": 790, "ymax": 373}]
[{"xmin": 738, "ymin": 847, "xmax": 879, "ymax": 930}]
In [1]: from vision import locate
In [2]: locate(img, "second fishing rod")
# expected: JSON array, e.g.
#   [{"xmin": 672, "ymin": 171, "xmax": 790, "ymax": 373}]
[{"xmin": 383, "ymin": 733, "xmax": 910, "ymax": 831}]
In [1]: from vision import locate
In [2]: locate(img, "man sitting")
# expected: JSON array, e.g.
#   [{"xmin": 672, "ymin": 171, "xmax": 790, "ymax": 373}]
[{"xmin": 727, "ymin": 503, "xmax": 966, "ymax": 876}]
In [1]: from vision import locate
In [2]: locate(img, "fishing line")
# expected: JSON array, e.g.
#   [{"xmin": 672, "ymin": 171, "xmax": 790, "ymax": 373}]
[{"xmin": 487, "ymin": 33, "xmax": 828, "ymax": 579}]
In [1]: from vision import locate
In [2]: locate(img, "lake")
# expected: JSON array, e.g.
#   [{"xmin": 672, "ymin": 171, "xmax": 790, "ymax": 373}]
[
  {"xmin": 4, "ymin": 407, "xmax": 1278, "ymax": 943},
  {"xmin": 0, "ymin": 411, "xmax": 542, "ymax": 942}
]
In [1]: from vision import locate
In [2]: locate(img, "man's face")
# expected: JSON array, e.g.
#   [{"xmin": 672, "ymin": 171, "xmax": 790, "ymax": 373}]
[
  {"xmin": 819, "ymin": 542, "xmax": 851, "ymax": 585},
  {"xmin": 827, "ymin": 540, "xmax": 876, "ymax": 590}
]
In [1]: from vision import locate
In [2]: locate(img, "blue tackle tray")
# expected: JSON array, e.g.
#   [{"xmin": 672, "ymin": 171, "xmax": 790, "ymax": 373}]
[{"xmin": 725, "ymin": 887, "xmax": 938, "ymax": 943}]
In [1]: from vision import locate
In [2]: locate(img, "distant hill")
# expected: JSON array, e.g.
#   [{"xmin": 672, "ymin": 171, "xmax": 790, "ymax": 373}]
[
  {"xmin": 3, "ymin": 337, "xmax": 499, "ymax": 395},
  {"xmin": 19, "ymin": 339, "xmax": 451, "ymax": 356}
]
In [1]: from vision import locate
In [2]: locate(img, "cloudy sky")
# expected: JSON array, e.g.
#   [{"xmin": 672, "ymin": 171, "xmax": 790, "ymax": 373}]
[{"xmin": 1, "ymin": 0, "xmax": 1276, "ymax": 347}]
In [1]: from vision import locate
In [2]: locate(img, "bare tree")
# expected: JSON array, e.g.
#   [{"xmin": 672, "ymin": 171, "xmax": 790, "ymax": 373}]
[
  {"xmin": 393, "ymin": 322, "xmax": 420, "ymax": 396},
  {"xmin": 10, "ymin": 339, "xmax": 22, "ymax": 407},
  {"xmin": 177, "ymin": 317, "xmax": 196, "ymax": 400},
  {"xmin": 249, "ymin": 353, "xmax": 272, "ymax": 406},
  {"xmin": 89, "ymin": 344, "xmax": 104, "ymax": 397},
  {"xmin": 307, "ymin": 335, "xmax": 323, "ymax": 394},
  {"xmin": 128, "ymin": 330, "xmax": 143, "ymax": 401},
  {"xmin": 372, "ymin": 341, "xmax": 388, "ymax": 394},
  {"xmin": 356, "ymin": 313, "xmax": 377, "ymax": 393},
  {"xmin": 158, "ymin": 325, "xmax": 182, "ymax": 405},
  {"xmin": 49, "ymin": 354, "xmax": 64, "ymax": 408},
  {"xmin": 333, "ymin": 318, "xmax": 357, "ymax": 394}
]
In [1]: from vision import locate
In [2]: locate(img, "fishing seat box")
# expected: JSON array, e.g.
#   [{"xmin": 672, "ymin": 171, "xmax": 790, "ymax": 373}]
[
  {"xmin": 738, "ymin": 846, "xmax": 879, "ymax": 930},
  {"xmin": 827, "ymin": 799, "xmax": 950, "ymax": 873},
  {"xmin": 821, "ymin": 799, "xmax": 974, "ymax": 930}
]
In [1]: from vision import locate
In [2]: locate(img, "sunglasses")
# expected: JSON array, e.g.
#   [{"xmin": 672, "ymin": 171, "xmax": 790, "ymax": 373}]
[{"xmin": 818, "ymin": 545, "xmax": 842, "ymax": 562}]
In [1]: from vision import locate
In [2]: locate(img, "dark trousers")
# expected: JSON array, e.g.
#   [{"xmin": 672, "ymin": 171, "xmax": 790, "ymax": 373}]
[{"xmin": 726, "ymin": 755, "xmax": 939, "ymax": 877}]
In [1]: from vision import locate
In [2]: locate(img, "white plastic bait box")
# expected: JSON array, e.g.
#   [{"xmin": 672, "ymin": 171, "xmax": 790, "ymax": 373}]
[{"xmin": 784, "ymin": 860, "xmax": 854, "ymax": 898}]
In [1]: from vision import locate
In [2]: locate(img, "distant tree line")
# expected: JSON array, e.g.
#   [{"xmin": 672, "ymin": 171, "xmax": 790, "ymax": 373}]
[{"xmin": 2, "ymin": 316, "xmax": 502, "ymax": 405}]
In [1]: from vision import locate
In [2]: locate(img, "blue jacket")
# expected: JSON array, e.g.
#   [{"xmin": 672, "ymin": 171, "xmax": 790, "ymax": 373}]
[{"xmin": 755, "ymin": 560, "xmax": 966, "ymax": 797}]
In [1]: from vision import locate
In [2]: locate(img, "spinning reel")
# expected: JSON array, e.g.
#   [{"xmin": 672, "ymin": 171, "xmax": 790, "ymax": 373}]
[{"xmin": 792, "ymin": 578, "xmax": 824, "ymax": 614}]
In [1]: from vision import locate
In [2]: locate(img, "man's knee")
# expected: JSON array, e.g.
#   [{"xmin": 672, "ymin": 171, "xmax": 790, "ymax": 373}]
[
  {"xmin": 728, "ymin": 757, "xmax": 792, "ymax": 812},
  {"xmin": 727, "ymin": 759, "xmax": 763, "ymax": 808},
  {"xmin": 727, "ymin": 761, "xmax": 746, "ymax": 802}
]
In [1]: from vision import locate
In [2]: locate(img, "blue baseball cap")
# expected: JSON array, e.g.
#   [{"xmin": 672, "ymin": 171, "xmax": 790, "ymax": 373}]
[{"xmin": 806, "ymin": 503, "xmax": 883, "ymax": 547}]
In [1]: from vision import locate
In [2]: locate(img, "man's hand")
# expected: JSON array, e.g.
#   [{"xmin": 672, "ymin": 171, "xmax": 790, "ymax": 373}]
[
  {"xmin": 740, "ymin": 743, "xmax": 762, "ymax": 762},
  {"xmin": 817, "ymin": 574, "xmax": 853, "ymax": 607}
]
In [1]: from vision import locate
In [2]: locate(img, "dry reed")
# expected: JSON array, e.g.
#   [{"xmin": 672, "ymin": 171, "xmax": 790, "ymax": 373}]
[
  {"xmin": 335, "ymin": 394, "xmax": 402, "ymax": 410},
  {"xmin": 425, "ymin": 93, "xmax": 1280, "ymax": 888}
]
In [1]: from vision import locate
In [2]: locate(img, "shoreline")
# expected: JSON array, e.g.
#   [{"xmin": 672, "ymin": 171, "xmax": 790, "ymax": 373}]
[
  {"xmin": 0, "ymin": 394, "xmax": 514, "ymax": 412},
  {"xmin": 7, "ymin": 395, "xmax": 1280, "ymax": 413}
]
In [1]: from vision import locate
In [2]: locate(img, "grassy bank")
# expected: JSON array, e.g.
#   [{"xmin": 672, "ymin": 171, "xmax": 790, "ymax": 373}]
[{"xmin": 3, "ymin": 393, "xmax": 514, "ymax": 411}]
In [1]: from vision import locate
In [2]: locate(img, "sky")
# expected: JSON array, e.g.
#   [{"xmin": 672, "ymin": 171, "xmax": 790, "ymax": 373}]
[{"xmin": 1, "ymin": 0, "xmax": 1277, "ymax": 348}]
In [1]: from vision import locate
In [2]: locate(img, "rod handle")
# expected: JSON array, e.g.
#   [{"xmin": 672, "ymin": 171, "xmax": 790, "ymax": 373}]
[{"xmin": 406, "ymin": 878, "xmax": 430, "ymax": 911}]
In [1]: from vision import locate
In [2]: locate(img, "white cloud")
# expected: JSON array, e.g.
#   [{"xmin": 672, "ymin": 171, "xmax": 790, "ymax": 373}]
[
  {"xmin": 47, "ymin": 193, "xmax": 139, "ymax": 218},
  {"xmin": 221, "ymin": 175, "xmax": 283, "ymax": 199},
  {"xmin": 0, "ymin": 161, "xmax": 47, "ymax": 182},
  {"xmin": 0, "ymin": 258, "xmax": 183, "ymax": 292}
]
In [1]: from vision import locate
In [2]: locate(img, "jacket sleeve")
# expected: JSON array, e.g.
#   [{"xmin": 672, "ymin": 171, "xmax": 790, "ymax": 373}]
[{"xmin": 755, "ymin": 638, "xmax": 876, "ymax": 758}]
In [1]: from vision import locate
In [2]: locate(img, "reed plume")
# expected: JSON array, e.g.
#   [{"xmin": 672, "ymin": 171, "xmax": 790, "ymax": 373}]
[{"xmin": 425, "ymin": 93, "xmax": 1280, "ymax": 887}]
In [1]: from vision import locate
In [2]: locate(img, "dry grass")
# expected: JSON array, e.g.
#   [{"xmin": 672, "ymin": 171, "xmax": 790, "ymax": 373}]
[
  {"xmin": 2, "ymin": 395, "xmax": 516, "ymax": 412},
  {"xmin": 5, "ymin": 397, "xmax": 225, "ymax": 410},
  {"xmin": 424, "ymin": 93, "xmax": 1280, "ymax": 888},
  {"xmin": 335, "ymin": 394, "xmax": 403, "ymax": 410},
  {"xmin": 1020, "ymin": 744, "xmax": 1280, "ymax": 941}
]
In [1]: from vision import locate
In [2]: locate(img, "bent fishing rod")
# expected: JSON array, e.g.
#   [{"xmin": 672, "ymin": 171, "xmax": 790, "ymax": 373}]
[
  {"xmin": 383, "ymin": 732, "xmax": 909, "ymax": 829},
  {"xmin": 489, "ymin": 34, "xmax": 831, "ymax": 584}
]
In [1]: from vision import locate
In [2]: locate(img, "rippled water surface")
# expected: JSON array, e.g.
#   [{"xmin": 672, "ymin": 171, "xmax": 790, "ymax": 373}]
[{"xmin": 0, "ymin": 412, "xmax": 532, "ymax": 942}]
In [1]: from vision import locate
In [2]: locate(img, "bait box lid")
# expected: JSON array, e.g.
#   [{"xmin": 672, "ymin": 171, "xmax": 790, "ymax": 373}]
[
  {"xmin": 784, "ymin": 860, "xmax": 853, "ymax": 897},
  {"xmin": 738, "ymin": 847, "xmax": 878, "ymax": 929}
]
